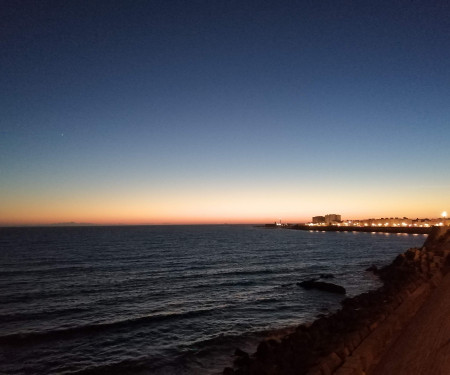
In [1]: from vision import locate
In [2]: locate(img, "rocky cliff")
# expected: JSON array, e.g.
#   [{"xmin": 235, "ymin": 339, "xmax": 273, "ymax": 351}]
[{"xmin": 224, "ymin": 227, "xmax": 450, "ymax": 375}]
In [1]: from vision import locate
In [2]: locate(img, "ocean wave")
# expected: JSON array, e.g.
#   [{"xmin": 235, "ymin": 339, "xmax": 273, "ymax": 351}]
[
  {"xmin": 186, "ymin": 324, "xmax": 297, "ymax": 353},
  {"xmin": 60, "ymin": 356, "xmax": 152, "ymax": 375},
  {"xmin": 0, "ymin": 307, "xmax": 226, "ymax": 345},
  {"xmin": 0, "ymin": 306, "xmax": 89, "ymax": 323}
]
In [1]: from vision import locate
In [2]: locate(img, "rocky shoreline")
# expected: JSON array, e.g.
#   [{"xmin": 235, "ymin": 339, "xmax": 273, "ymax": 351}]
[{"xmin": 224, "ymin": 227, "xmax": 450, "ymax": 375}]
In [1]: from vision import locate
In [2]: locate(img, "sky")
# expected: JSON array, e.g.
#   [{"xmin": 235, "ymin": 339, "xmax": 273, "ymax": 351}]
[{"xmin": 1, "ymin": 0, "xmax": 449, "ymax": 225}]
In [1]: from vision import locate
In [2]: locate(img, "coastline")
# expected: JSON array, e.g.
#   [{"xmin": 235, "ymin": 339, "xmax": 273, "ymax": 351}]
[
  {"xmin": 224, "ymin": 226, "xmax": 450, "ymax": 375},
  {"xmin": 264, "ymin": 224, "xmax": 432, "ymax": 235}
]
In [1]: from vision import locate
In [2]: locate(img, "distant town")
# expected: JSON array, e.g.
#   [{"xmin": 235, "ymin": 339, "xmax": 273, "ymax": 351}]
[
  {"xmin": 308, "ymin": 213, "xmax": 448, "ymax": 228},
  {"xmin": 271, "ymin": 212, "xmax": 448, "ymax": 228}
]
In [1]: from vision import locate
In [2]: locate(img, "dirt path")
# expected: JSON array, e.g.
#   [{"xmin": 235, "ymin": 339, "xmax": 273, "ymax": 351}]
[{"xmin": 370, "ymin": 272, "xmax": 450, "ymax": 375}]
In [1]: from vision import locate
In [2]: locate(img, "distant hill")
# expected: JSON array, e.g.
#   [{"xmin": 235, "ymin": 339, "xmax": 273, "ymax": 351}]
[{"xmin": 48, "ymin": 222, "xmax": 96, "ymax": 227}]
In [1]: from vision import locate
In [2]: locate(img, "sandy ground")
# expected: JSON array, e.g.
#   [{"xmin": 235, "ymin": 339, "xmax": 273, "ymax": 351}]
[{"xmin": 370, "ymin": 272, "xmax": 450, "ymax": 375}]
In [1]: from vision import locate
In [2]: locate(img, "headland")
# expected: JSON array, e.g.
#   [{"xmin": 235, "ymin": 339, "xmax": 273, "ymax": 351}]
[{"xmin": 224, "ymin": 226, "xmax": 450, "ymax": 375}]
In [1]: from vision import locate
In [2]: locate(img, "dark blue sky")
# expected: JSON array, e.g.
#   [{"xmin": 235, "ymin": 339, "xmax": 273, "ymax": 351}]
[{"xmin": 1, "ymin": 0, "xmax": 449, "ymax": 224}]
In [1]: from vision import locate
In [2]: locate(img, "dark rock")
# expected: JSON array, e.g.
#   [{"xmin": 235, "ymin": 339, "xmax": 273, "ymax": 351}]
[
  {"xmin": 223, "ymin": 367, "xmax": 235, "ymax": 375},
  {"xmin": 297, "ymin": 280, "xmax": 346, "ymax": 294},
  {"xmin": 423, "ymin": 227, "xmax": 450, "ymax": 251},
  {"xmin": 234, "ymin": 348, "xmax": 249, "ymax": 358},
  {"xmin": 234, "ymin": 355, "xmax": 250, "ymax": 367},
  {"xmin": 366, "ymin": 265, "xmax": 378, "ymax": 273},
  {"xmin": 256, "ymin": 341, "xmax": 270, "ymax": 359},
  {"xmin": 233, "ymin": 348, "xmax": 251, "ymax": 367}
]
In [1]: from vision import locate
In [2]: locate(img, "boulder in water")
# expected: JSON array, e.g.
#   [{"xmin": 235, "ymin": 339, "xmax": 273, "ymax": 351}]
[
  {"xmin": 297, "ymin": 279, "xmax": 346, "ymax": 294},
  {"xmin": 366, "ymin": 265, "xmax": 378, "ymax": 273}
]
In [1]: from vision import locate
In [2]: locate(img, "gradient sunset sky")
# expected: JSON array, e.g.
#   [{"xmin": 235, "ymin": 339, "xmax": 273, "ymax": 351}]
[{"xmin": 1, "ymin": 0, "xmax": 449, "ymax": 225}]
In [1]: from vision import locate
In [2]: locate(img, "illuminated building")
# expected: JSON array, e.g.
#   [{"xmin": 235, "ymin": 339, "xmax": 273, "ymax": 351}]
[{"xmin": 325, "ymin": 214, "xmax": 341, "ymax": 225}]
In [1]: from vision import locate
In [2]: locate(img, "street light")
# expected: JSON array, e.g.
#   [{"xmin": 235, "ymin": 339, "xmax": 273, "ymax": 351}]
[{"xmin": 442, "ymin": 211, "xmax": 447, "ymax": 226}]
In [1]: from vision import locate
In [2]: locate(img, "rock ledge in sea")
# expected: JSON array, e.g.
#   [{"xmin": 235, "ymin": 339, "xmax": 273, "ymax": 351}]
[{"xmin": 297, "ymin": 280, "xmax": 346, "ymax": 294}]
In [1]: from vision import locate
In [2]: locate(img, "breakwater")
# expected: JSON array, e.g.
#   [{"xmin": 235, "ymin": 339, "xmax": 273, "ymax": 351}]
[
  {"xmin": 265, "ymin": 224, "xmax": 432, "ymax": 235},
  {"xmin": 225, "ymin": 227, "xmax": 450, "ymax": 375}
]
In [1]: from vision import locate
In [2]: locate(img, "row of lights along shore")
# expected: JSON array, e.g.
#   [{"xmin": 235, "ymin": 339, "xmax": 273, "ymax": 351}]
[{"xmin": 304, "ymin": 211, "xmax": 448, "ymax": 227}]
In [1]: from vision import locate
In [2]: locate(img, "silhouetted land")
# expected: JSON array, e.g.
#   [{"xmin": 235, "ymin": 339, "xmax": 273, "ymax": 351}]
[{"xmin": 265, "ymin": 224, "xmax": 432, "ymax": 235}]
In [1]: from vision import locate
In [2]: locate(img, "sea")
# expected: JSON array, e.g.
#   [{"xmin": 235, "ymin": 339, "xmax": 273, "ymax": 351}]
[{"xmin": 0, "ymin": 225, "xmax": 426, "ymax": 375}]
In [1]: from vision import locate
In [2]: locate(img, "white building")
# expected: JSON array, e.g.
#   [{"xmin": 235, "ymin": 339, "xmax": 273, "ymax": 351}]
[{"xmin": 325, "ymin": 214, "xmax": 341, "ymax": 225}]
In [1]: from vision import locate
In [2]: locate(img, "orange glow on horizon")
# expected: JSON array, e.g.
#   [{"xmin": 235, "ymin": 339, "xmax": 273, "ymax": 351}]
[{"xmin": 1, "ymin": 182, "xmax": 448, "ymax": 226}]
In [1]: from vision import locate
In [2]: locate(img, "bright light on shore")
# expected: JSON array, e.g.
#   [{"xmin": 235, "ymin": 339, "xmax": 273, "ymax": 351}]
[{"xmin": 442, "ymin": 211, "xmax": 447, "ymax": 218}]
